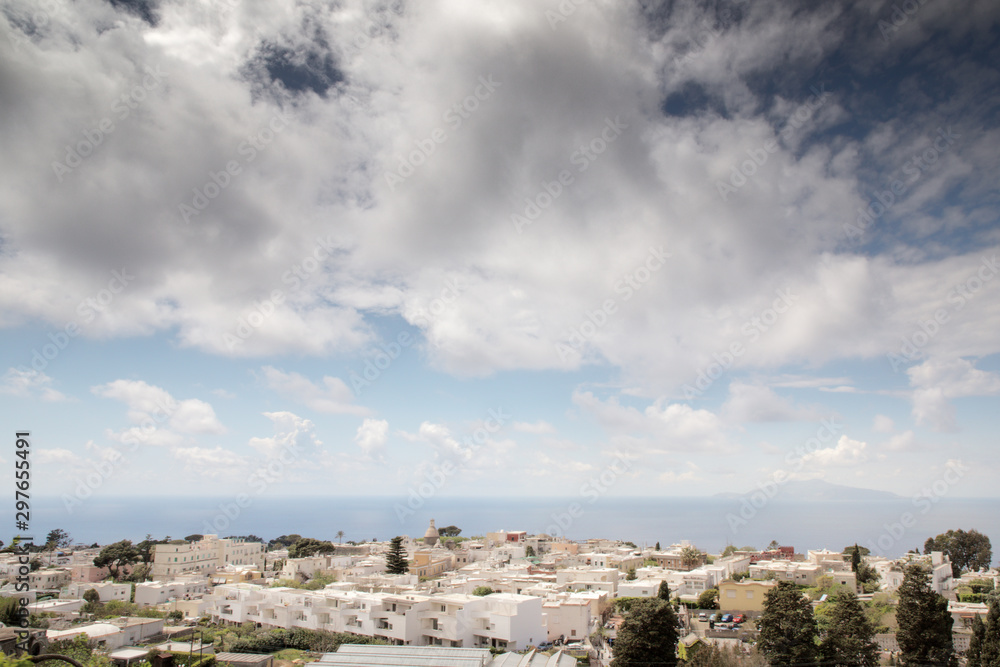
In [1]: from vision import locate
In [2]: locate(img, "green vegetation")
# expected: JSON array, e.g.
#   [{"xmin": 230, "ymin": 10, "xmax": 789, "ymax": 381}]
[
  {"xmin": 757, "ymin": 581, "xmax": 819, "ymax": 666},
  {"xmin": 94, "ymin": 540, "xmax": 140, "ymax": 580},
  {"xmin": 896, "ymin": 564, "xmax": 956, "ymax": 667},
  {"xmin": 818, "ymin": 589, "xmax": 879, "ymax": 667},
  {"xmin": 287, "ymin": 538, "xmax": 337, "ymax": 558},
  {"xmin": 966, "ymin": 598, "xmax": 1000, "ymax": 667},
  {"xmin": 226, "ymin": 627, "xmax": 387, "ymax": 653},
  {"xmin": 610, "ymin": 598, "xmax": 678, "ymax": 667},
  {"xmin": 696, "ymin": 588, "xmax": 718, "ymax": 610},
  {"xmin": 924, "ymin": 529, "xmax": 992, "ymax": 578},
  {"xmin": 271, "ymin": 572, "xmax": 336, "ymax": 590},
  {"xmin": 472, "ymin": 586, "xmax": 495, "ymax": 596},
  {"xmin": 385, "ymin": 536, "xmax": 408, "ymax": 574}
]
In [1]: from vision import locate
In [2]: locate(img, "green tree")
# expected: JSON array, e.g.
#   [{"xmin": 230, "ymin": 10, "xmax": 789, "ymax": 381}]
[
  {"xmin": 657, "ymin": 580, "xmax": 671, "ymax": 601},
  {"xmin": 924, "ymin": 529, "xmax": 992, "ymax": 578},
  {"xmin": 655, "ymin": 541, "xmax": 661, "ymax": 551},
  {"xmin": 610, "ymin": 597, "xmax": 678, "ymax": 667},
  {"xmin": 819, "ymin": 589, "xmax": 879, "ymax": 667},
  {"xmin": 45, "ymin": 529, "xmax": 71, "ymax": 550},
  {"xmin": 896, "ymin": 564, "xmax": 956, "ymax": 667},
  {"xmin": 696, "ymin": 588, "xmax": 718, "ymax": 610},
  {"xmin": 626, "ymin": 567, "xmax": 637, "ymax": 581},
  {"xmin": 975, "ymin": 599, "xmax": 1000, "ymax": 667},
  {"xmin": 0, "ymin": 596, "xmax": 23, "ymax": 626},
  {"xmin": 83, "ymin": 588, "xmax": 100, "ymax": 604},
  {"xmin": 680, "ymin": 545, "xmax": 703, "ymax": 569},
  {"xmin": 967, "ymin": 614, "xmax": 985, "ymax": 667},
  {"xmin": 439, "ymin": 525, "xmax": 462, "ymax": 537},
  {"xmin": 136, "ymin": 535, "xmax": 161, "ymax": 564},
  {"xmin": 844, "ymin": 544, "xmax": 871, "ymax": 557},
  {"xmin": 767, "ymin": 540, "xmax": 781, "ymax": 551},
  {"xmin": 288, "ymin": 538, "xmax": 336, "ymax": 558},
  {"xmin": 525, "ymin": 545, "xmax": 535, "ymax": 558},
  {"xmin": 757, "ymin": 581, "xmax": 820, "ymax": 666},
  {"xmin": 472, "ymin": 586, "xmax": 494, "ymax": 596},
  {"xmin": 850, "ymin": 543, "xmax": 862, "ymax": 573},
  {"xmin": 184, "ymin": 534, "xmax": 203, "ymax": 542},
  {"xmin": 385, "ymin": 536, "xmax": 408, "ymax": 574},
  {"xmin": 336, "ymin": 531, "xmax": 344, "ymax": 544},
  {"xmin": 94, "ymin": 539, "xmax": 139, "ymax": 579}
]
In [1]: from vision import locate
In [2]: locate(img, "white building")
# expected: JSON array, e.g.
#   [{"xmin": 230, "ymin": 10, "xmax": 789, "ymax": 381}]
[
  {"xmin": 135, "ymin": 579, "xmax": 209, "ymax": 607},
  {"xmin": 152, "ymin": 536, "xmax": 264, "ymax": 578},
  {"xmin": 541, "ymin": 598, "xmax": 590, "ymax": 643},
  {"xmin": 66, "ymin": 582, "xmax": 131, "ymax": 602},
  {"xmin": 203, "ymin": 584, "xmax": 545, "ymax": 651}
]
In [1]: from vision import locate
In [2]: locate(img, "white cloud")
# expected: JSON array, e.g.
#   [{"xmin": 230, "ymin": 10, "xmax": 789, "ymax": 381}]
[
  {"xmin": 907, "ymin": 358, "xmax": 1000, "ymax": 431},
  {"xmin": 513, "ymin": 420, "xmax": 557, "ymax": 434},
  {"xmin": 92, "ymin": 379, "xmax": 226, "ymax": 434},
  {"xmin": 261, "ymin": 366, "xmax": 371, "ymax": 416},
  {"xmin": 873, "ymin": 414, "xmax": 895, "ymax": 433},
  {"xmin": 801, "ymin": 435, "xmax": 868, "ymax": 467},
  {"xmin": 355, "ymin": 418, "xmax": 388, "ymax": 461},
  {"xmin": 0, "ymin": 367, "xmax": 67, "ymax": 401},
  {"xmin": 34, "ymin": 447, "xmax": 79, "ymax": 465},
  {"xmin": 721, "ymin": 382, "xmax": 824, "ymax": 423},
  {"xmin": 573, "ymin": 391, "xmax": 728, "ymax": 452},
  {"xmin": 247, "ymin": 411, "xmax": 322, "ymax": 459}
]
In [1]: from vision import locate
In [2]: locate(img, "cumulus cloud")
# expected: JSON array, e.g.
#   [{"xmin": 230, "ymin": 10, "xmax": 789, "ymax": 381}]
[
  {"xmin": 513, "ymin": 420, "xmax": 557, "ymax": 434},
  {"xmin": 355, "ymin": 418, "xmax": 388, "ymax": 461},
  {"xmin": 247, "ymin": 411, "xmax": 321, "ymax": 459},
  {"xmin": 801, "ymin": 435, "xmax": 868, "ymax": 467},
  {"xmin": 573, "ymin": 391, "xmax": 728, "ymax": 452},
  {"xmin": 0, "ymin": 0, "xmax": 995, "ymax": 400},
  {"xmin": 721, "ymin": 381, "xmax": 824, "ymax": 423},
  {"xmin": 261, "ymin": 366, "xmax": 370, "ymax": 416},
  {"xmin": 0, "ymin": 368, "xmax": 67, "ymax": 401},
  {"xmin": 907, "ymin": 358, "xmax": 1000, "ymax": 431}
]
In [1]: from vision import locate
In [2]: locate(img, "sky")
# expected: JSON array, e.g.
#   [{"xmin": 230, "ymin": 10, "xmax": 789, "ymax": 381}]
[{"xmin": 2, "ymin": 0, "xmax": 1000, "ymax": 527}]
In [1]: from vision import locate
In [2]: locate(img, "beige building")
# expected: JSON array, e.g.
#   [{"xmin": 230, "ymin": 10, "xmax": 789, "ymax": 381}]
[
  {"xmin": 717, "ymin": 580, "xmax": 777, "ymax": 612},
  {"xmin": 152, "ymin": 535, "xmax": 263, "ymax": 578}
]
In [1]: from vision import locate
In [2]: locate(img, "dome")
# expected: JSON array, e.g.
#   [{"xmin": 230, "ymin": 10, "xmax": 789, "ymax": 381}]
[{"xmin": 423, "ymin": 519, "xmax": 439, "ymax": 547}]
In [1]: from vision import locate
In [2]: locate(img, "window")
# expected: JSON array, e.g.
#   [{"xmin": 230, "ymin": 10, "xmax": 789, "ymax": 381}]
[
  {"xmin": 727, "ymin": 590, "xmax": 736, "ymax": 598},
  {"xmin": 746, "ymin": 592, "xmax": 754, "ymax": 599},
  {"xmin": 571, "ymin": 630, "xmax": 576, "ymax": 636}
]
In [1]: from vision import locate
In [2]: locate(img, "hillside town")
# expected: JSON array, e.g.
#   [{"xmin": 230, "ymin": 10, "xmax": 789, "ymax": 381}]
[{"xmin": 1, "ymin": 522, "xmax": 997, "ymax": 667}]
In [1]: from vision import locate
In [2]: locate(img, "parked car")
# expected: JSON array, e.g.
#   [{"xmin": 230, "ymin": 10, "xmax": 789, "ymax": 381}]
[
  {"xmin": 721, "ymin": 614, "xmax": 733, "ymax": 623},
  {"xmin": 538, "ymin": 642, "xmax": 553, "ymax": 650},
  {"xmin": 698, "ymin": 612, "xmax": 707, "ymax": 620},
  {"xmin": 709, "ymin": 613, "xmax": 717, "ymax": 622},
  {"xmin": 733, "ymin": 614, "xmax": 744, "ymax": 623}
]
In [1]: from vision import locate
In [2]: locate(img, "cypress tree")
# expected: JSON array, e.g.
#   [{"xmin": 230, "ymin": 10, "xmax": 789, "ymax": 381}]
[
  {"xmin": 895, "ymin": 564, "xmax": 955, "ymax": 667},
  {"xmin": 967, "ymin": 614, "xmax": 985, "ymax": 667},
  {"xmin": 819, "ymin": 589, "xmax": 879, "ymax": 667},
  {"xmin": 385, "ymin": 536, "xmax": 409, "ymax": 575},
  {"xmin": 757, "ymin": 581, "xmax": 820, "ymax": 666},
  {"xmin": 610, "ymin": 598, "xmax": 678, "ymax": 667}
]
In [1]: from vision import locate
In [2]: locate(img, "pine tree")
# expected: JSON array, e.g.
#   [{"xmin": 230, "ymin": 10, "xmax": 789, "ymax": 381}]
[
  {"xmin": 819, "ymin": 589, "xmax": 879, "ymax": 667},
  {"xmin": 851, "ymin": 543, "xmax": 862, "ymax": 573},
  {"xmin": 385, "ymin": 536, "xmax": 409, "ymax": 575},
  {"xmin": 980, "ymin": 599, "xmax": 1000, "ymax": 667},
  {"xmin": 967, "ymin": 614, "xmax": 985, "ymax": 667},
  {"xmin": 895, "ymin": 564, "xmax": 955, "ymax": 667},
  {"xmin": 757, "ymin": 581, "xmax": 820, "ymax": 666},
  {"xmin": 658, "ymin": 580, "xmax": 671, "ymax": 601},
  {"xmin": 610, "ymin": 598, "xmax": 678, "ymax": 667}
]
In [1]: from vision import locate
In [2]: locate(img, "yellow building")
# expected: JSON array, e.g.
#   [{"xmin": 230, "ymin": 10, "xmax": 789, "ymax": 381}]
[{"xmin": 717, "ymin": 579, "xmax": 777, "ymax": 612}]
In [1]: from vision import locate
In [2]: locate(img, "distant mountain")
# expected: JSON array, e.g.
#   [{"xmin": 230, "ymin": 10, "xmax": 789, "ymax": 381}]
[{"xmin": 714, "ymin": 479, "xmax": 902, "ymax": 501}]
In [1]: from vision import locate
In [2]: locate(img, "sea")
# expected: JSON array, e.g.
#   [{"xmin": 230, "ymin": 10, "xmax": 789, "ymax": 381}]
[{"xmin": 26, "ymin": 495, "xmax": 1000, "ymax": 559}]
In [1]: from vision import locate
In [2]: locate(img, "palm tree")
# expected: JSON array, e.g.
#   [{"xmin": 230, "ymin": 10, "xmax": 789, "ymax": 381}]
[{"xmin": 336, "ymin": 531, "xmax": 344, "ymax": 545}]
